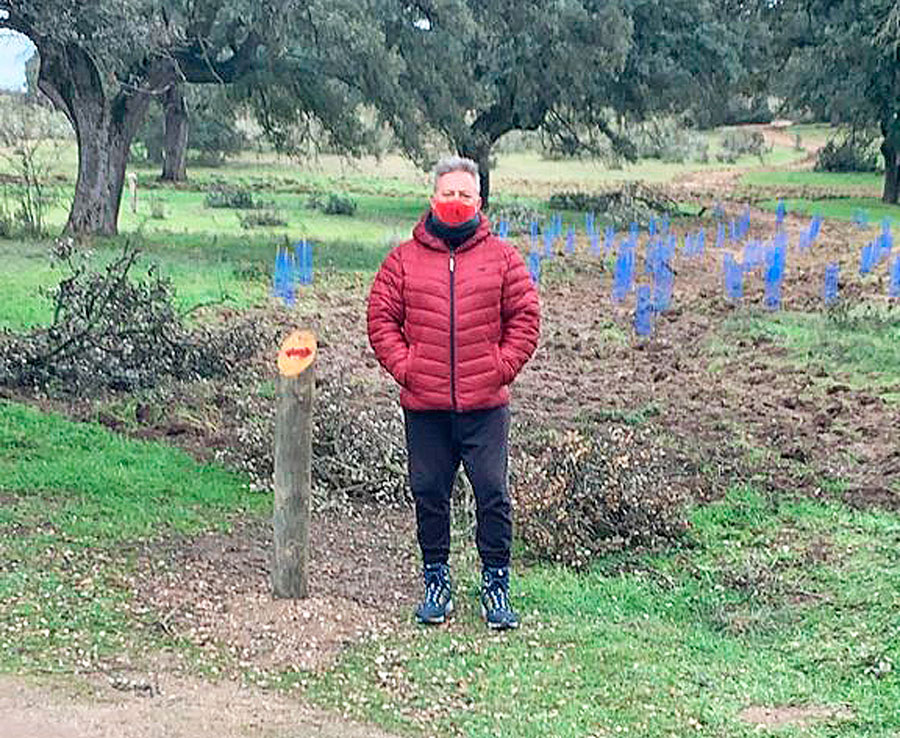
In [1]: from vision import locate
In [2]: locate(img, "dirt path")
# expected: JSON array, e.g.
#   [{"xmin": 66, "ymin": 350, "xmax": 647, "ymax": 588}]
[
  {"xmin": 1, "ymin": 508, "xmax": 421, "ymax": 738},
  {"xmin": 672, "ymin": 122, "xmax": 823, "ymax": 195},
  {"xmin": 0, "ymin": 674, "xmax": 403, "ymax": 738}
]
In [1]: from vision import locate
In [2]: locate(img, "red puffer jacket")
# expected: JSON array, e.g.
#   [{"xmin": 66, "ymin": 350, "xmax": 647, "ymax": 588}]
[{"xmin": 367, "ymin": 214, "xmax": 540, "ymax": 412}]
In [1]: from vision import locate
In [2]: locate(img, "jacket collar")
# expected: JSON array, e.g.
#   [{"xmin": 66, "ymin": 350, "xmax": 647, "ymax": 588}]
[{"xmin": 412, "ymin": 212, "xmax": 492, "ymax": 253}]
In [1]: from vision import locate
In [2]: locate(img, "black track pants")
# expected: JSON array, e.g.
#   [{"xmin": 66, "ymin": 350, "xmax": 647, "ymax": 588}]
[{"xmin": 403, "ymin": 406, "xmax": 512, "ymax": 569}]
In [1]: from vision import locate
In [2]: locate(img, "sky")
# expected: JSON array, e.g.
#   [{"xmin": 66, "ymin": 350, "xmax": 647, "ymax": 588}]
[{"xmin": 0, "ymin": 30, "xmax": 36, "ymax": 92}]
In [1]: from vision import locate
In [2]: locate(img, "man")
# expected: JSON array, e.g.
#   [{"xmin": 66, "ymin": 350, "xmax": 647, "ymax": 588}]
[{"xmin": 367, "ymin": 156, "xmax": 540, "ymax": 630}]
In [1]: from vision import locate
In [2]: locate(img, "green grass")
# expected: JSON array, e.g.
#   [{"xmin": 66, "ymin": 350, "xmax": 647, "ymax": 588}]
[
  {"xmin": 741, "ymin": 170, "xmax": 884, "ymax": 194},
  {"xmin": 755, "ymin": 196, "xmax": 900, "ymax": 224},
  {"xmin": 0, "ymin": 227, "xmax": 397, "ymax": 332},
  {"xmin": 0, "ymin": 401, "xmax": 268, "ymax": 673},
  {"xmin": 721, "ymin": 309, "xmax": 900, "ymax": 387},
  {"xmin": 0, "ymin": 401, "xmax": 266, "ymax": 541},
  {"xmin": 300, "ymin": 487, "xmax": 900, "ymax": 737}
]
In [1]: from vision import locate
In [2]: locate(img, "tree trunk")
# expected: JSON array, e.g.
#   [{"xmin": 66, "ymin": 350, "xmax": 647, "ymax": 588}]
[
  {"xmin": 882, "ymin": 138, "xmax": 900, "ymax": 205},
  {"xmin": 459, "ymin": 144, "xmax": 493, "ymax": 210},
  {"xmin": 66, "ymin": 109, "xmax": 141, "ymax": 236},
  {"xmin": 37, "ymin": 42, "xmax": 157, "ymax": 236},
  {"xmin": 161, "ymin": 83, "xmax": 188, "ymax": 182}
]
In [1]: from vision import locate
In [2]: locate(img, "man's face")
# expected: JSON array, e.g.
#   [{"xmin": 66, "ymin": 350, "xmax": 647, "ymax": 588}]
[{"xmin": 431, "ymin": 170, "xmax": 481, "ymax": 211}]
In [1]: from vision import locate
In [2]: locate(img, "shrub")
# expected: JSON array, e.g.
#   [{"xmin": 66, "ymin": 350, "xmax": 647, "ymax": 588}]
[
  {"xmin": 0, "ymin": 195, "xmax": 12, "ymax": 238},
  {"xmin": 322, "ymin": 193, "xmax": 357, "ymax": 216},
  {"xmin": 717, "ymin": 129, "xmax": 769, "ymax": 163},
  {"xmin": 238, "ymin": 209, "xmax": 287, "ymax": 228},
  {"xmin": 511, "ymin": 423, "xmax": 690, "ymax": 569},
  {"xmin": 220, "ymin": 372, "xmax": 410, "ymax": 504},
  {"xmin": 305, "ymin": 191, "xmax": 358, "ymax": 216},
  {"xmin": 489, "ymin": 201, "xmax": 544, "ymax": 235},
  {"xmin": 218, "ymin": 365, "xmax": 691, "ymax": 567},
  {"xmin": 0, "ymin": 239, "xmax": 260, "ymax": 393},
  {"xmin": 149, "ymin": 196, "xmax": 166, "ymax": 219},
  {"xmin": 204, "ymin": 187, "xmax": 258, "ymax": 209},
  {"xmin": 815, "ymin": 132, "xmax": 880, "ymax": 173},
  {"xmin": 547, "ymin": 183, "xmax": 679, "ymax": 228},
  {"xmin": 632, "ymin": 121, "xmax": 708, "ymax": 164}
]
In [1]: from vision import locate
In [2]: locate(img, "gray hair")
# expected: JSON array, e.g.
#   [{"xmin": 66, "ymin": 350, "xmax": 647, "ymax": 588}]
[{"xmin": 433, "ymin": 156, "xmax": 480, "ymax": 192}]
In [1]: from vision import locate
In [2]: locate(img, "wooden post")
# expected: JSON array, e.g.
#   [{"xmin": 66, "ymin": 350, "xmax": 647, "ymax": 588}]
[
  {"xmin": 127, "ymin": 172, "xmax": 138, "ymax": 214},
  {"xmin": 272, "ymin": 330, "xmax": 317, "ymax": 598}
]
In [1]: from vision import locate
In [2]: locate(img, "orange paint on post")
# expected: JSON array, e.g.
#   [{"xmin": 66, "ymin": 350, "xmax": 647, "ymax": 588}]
[{"xmin": 277, "ymin": 330, "xmax": 317, "ymax": 377}]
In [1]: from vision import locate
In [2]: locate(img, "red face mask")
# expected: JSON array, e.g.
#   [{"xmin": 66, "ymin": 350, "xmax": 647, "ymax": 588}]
[{"xmin": 432, "ymin": 198, "xmax": 478, "ymax": 226}]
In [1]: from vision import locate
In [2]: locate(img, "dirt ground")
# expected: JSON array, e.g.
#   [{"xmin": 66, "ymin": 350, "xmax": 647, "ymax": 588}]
[
  {"xmin": 0, "ymin": 673, "xmax": 402, "ymax": 738},
  {"xmin": 1, "ymin": 508, "xmax": 418, "ymax": 738}
]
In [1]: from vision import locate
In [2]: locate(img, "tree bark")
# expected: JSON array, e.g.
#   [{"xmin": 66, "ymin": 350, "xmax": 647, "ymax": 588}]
[
  {"xmin": 37, "ymin": 42, "xmax": 155, "ymax": 236},
  {"xmin": 881, "ymin": 138, "xmax": 900, "ymax": 205},
  {"xmin": 459, "ymin": 144, "xmax": 494, "ymax": 210},
  {"xmin": 161, "ymin": 83, "xmax": 188, "ymax": 182}
]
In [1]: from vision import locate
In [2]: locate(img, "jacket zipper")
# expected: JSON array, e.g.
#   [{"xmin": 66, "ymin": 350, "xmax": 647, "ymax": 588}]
[{"xmin": 449, "ymin": 253, "xmax": 457, "ymax": 411}]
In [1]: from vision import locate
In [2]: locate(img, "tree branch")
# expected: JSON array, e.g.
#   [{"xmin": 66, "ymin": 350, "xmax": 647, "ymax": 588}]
[{"xmin": 171, "ymin": 30, "xmax": 264, "ymax": 83}]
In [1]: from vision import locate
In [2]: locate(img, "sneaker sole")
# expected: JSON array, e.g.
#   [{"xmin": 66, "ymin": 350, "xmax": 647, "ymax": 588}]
[
  {"xmin": 416, "ymin": 598, "xmax": 453, "ymax": 625},
  {"xmin": 481, "ymin": 604, "xmax": 519, "ymax": 630}
]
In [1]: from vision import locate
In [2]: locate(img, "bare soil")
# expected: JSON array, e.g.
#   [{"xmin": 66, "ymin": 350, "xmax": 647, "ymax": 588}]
[
  {"xmin": 739, "ymin": 703, "xmax": 853, "ymax": 727},
  {"xmin": 132, "ymin": 508, "xmax": 419, "ymax": 674},
  {"xmin": 0, "ymin": 673, "xmax": 402, "ymax": 738}
]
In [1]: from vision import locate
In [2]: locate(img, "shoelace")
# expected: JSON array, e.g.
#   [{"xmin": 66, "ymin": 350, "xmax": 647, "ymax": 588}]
[
  {"xmin": 484, "ymin": 579, "xmax": 510, "ymax": 613},
  {"xmin": 424, "ymin": 572, "xmax": 447, "ymax": 606}
]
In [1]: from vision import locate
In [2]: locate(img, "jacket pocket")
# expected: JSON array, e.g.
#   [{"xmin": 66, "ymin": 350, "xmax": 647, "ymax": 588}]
[
  {"xmin": 493, "ymin": 345, "xmax": 511, "ymax": 386},
  {"xmin": 402, "ymin": 342, "xmax": 418, "ymax": 388}
]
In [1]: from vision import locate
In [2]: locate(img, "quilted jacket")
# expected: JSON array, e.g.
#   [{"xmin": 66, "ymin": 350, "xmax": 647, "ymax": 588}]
[{"xmin": 367, "ymin": 214, "xmax": 540, "ymax": 412}]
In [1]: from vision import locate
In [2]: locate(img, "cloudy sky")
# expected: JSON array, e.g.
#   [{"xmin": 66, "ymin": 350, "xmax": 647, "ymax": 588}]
[{"xmin": 0, "ymin": 30, "xmax": 36, "ymax": 92}]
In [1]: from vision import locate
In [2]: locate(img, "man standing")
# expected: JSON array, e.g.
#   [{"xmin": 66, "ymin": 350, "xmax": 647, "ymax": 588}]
[{"xmin": 367, "ymin": 156, "xmax": 540, "ymax": 630}]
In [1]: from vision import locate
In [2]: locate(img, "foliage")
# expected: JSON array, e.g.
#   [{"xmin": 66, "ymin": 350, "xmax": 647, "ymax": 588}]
[
  {"xmin": 690, "ymin": 94, "xmax": 773, "ymax": 129},
  {"xmin": 0, "ymin": 1, "xmax": 406, "ymax": 234},
  {"xmin": 815, "ymin": 131, "xmax": 881, "ymax": 172},
  {"xmin": 489, "ymin": 201, "xmax": 543, "ymax": 235},
  {"xmin": 305, "ymin": 192, "xmax": 358, "ymax": 216},
  {"xmin": 218, "ymin": 372, "xmax": 409, "ymax": 504},
  {"xmin": 221, "ymin": 367, "xmax": 688, "ymax": 570},
  {"xmin": 766, "ymin": 0, "xmax": 900, "ymax": 200},
  {"xmin": 511, "ymin": 424, "xmax": 690, "ymax": 569},
  {"xmin": 630, "ymin": 119, "xmax": 709, "ymax": 164},
  {"xmin": 0, "ymin": 240, "xmax": 260, "ymax": 393},
  {"xmin": 238, "ymin": 209, "xmax": 287, "ymax": 228},
  {"xmin": 321, "ymin": 194, "xmax": 358, "ymax": 216},
  {"xmin": 380, "ymin": 0, "xmax": 740, "ymax": 202},
  {"xmin": 717, "ymin": 129, "xmax": 769, "ymax": 163},
  {"xmin": 204, "ymin": 187, "xmax": 260, "ymax": 209},
  {"xmin": 131, "ymin": 84, "xmax": 248, "ymax": 167},
  {"xmin": 547, "ymin": 183, "xmax": 680, "ymax": 226},
  {"xmin": 0, "ymin": 93, "xmax": 67, "ymax": 236},
  {"xmin": 148, "ymin": 196, "xmax": 167, "ymax": 220}
]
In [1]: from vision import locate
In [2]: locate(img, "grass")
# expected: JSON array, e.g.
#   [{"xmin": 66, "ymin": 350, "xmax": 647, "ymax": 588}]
[
  {"xmin": 755, "ymin": 196, "xmax": 900, "ymax": 224},
  {"xmin": 0, "ymin": 401, "xmax": 266, "ymax": 542},
  {"xmin": 721, "ymin": 308, "xmax": 900, "ymax": 388},
  {"xmin": 741, "ymin": 170, "xmax": 884, "ymax": 194},
  {"xmin": 0, "ymin": 401, "xmax": 268, "ymax": 673},
  {"xmin": 298, "ymin": 487, "xmax": 900, "ymax": 737}
]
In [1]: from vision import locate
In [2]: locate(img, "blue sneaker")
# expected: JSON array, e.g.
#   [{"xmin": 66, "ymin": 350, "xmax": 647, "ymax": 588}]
[
  {"xmin": 481, "ymin": 566, "xmax": 519, "ymax": 630},
  {"xmin": 415, "ymin": 563, "xmax": 453, "ymax": 624}
]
